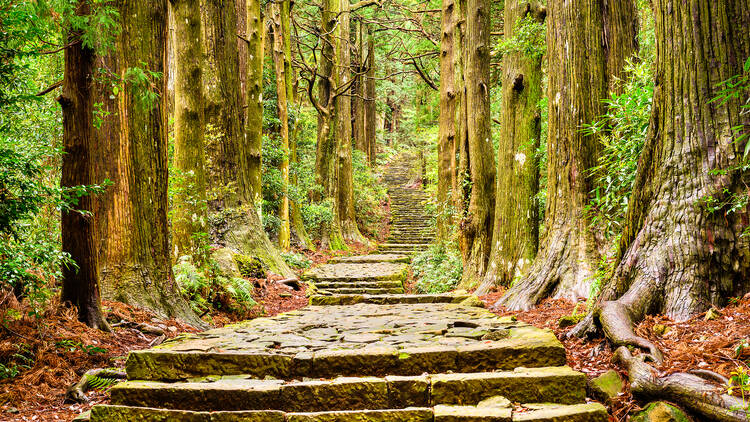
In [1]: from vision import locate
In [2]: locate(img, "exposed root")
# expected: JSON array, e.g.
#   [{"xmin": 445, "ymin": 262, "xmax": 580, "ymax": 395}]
[
  {"xmin": 615, "ymin": 347, "xmax": 749, "ymax": 422},
  {"xmin": 598, "ymin": 299, "xmax": 663, "ymax": 364},
  {"xmin": 64, "ymin": 368, "xmax": 127, "ymax": 404}
]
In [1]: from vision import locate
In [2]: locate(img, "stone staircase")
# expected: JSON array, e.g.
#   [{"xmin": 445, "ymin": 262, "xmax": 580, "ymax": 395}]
[
  {"xmin": 84, "ymin": 157, "xmax": 608, "ymax": 421},
  {"xmin": 378, "ymin": 160, "xmax": 435, "ymax": 257}
]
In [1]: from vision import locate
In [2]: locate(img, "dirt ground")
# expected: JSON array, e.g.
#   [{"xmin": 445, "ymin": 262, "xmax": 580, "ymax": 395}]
[
  {"xmin": 481, "ymin": 291, "xmax": 750, "ymax": 421},
  {"xmin": 5, "ymin": 256, "xmax": 747, "ymax": 421}
]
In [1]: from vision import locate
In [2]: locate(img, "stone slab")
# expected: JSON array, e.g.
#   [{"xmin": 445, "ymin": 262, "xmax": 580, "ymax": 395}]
[
  {"xmin": 126, "ymin": 304, "xmax": 552, "ymax": 381},
  {"xmin": 303, "ymin": 262, "xmax": 408, "ymax": 282},
  {"xmin": 328, "ymin": 254, "xmax": 410, "ymax": 264},
  {"xmin": 431, "ymin": 367, "xmax": 585, "ymax": 406}
]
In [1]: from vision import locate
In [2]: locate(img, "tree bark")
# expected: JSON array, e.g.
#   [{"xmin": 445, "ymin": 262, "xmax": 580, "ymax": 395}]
[
  {"xmin": 284, "ymin": 1, "xmax": 313, "ymax": 250},
  {"xmin": 457, "ymin": 0, "xmax": 496, "ymax": 289},
  {"xmin": 245, "ymin": 0, "xmax": 264, "ymax": 218},
  {"xmin": 202, "ymin": 0, "xmax": 294, "ymax": 276},
  {"xmin": 437, "ymin": 0, "xmax": 457, "ymax": 242},
  {"xmin": 353, "ymin": 19, "xmax": 368, "ymax": 159},
  {"xmin": 365, "ymin": 28, "xmax": 377, "ymax": 166},
  {"xmin": 337, "ymin": 0, "xmax": 367, "ymax": 245},
  {"xmin": 171, "ymin": 0, "xmax": 208, "ymax": 262},
  {"xmin": 93, "ymin": 0, "xmax": 199, "ymax": 325},
  {"xmin": 270, "ymin": 2, "xmax": 291, "ymax": 251},
  {"xmin": 315, "ymin": 0, "xmax": 347, "ymax": 250},
  {"xmin": 452, "ymin": 0, "xmax": 469, "ymax": 231},
  {"xmin": 476, "ymin": 1, "xmax": 544, "ymax": 295},
  {"xmin": 496, "ymin": 0, "xmax": 637, "ymax": 310},
  {"xmin": 572, "ymin": 0, "xmax": 750, "ymax": 347},
  {"xmin": 59, "ymin": 0, "xmax": 109, "ymax": 331}
]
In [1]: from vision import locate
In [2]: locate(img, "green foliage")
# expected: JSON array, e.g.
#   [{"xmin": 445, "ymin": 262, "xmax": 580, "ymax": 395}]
[
  {"xmin": 55, "ymin": 339, "xmax": 107, "ymax": 355},
  {"xmin": 234, "ymin": 255, "xmax": 268, "ymax": 279},
  {"xmin": 412, "ymin": 243, "xmax": 463, "ymax": 294},
  {"xmin": 282, "ymin": 251, "xmax": 311, "ymax": 269},
  {"xmin": 0, "ymin": 343, "xmax": 33, "ymax": 379},
  {"xmin": 584, "ymin": 59, "xmax": 654, "ymax": 243},
  {"xmin": 173, "ymin": 258, "xmax": 258, "ymax": 315},
  {"xmin": 496, "ymin": 15, "xmax": 546, "ymax": 60}
]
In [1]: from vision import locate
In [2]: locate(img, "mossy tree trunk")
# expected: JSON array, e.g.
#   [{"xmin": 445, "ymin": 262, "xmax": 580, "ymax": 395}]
[
  {"xmin": 353, "ymin": 19, "xmax": 368, "ymax": 160},
  {"xmin": 365, "ymin": 28, "xmax": 377, "ymax": 166},
  {"xmin": 574, "ymin": 0, "xmax": 750, "ymax": 355},
  {"xmin": 59, "ymin": 0, "xmax": 109, "ymax": 331},
  {"xmin": 452, "ymin": 0, "xmax": 469, "ymax": 232},
  {"xmin": 282, "ymin": 0, "xmax": 313, "ymax": 250},
  {"xmin": 270, "ymin": 2, "xmax": 291, "ymax": 251},
  {"xmin": 476, "ymin": 1, "xmax": 544, "ymax": 295},
  {"xmin": 337, "ymin": 0, "xmax": 367, "ymax": 245},
  {"xmin": 314, "ymin": 0, "xmax": 347, "ymax": 250},
  {"xmin": 93, "ymin": 0, "xmax": 199, "ymax": 325},
  {"xmin": 202, "ymin": 0, "xmax": 294, "ymax": 277},
  {"xmin": 245, "ymin": 0, "xmax": 264, "ymax": 218},
  {"xmin": 437, "ymin": 0, "xmax": 457, "ymax": 242},
  {"xmin": 457, "ymin": 0, "xmax": 496, "ymax": 289},
  {"xmin": 171, "ymin": 0, "xmax": 208, "ymax": 262},
  {"xmin": 496, "ymin": 0, "xmax": 637, "ymax": 310}
]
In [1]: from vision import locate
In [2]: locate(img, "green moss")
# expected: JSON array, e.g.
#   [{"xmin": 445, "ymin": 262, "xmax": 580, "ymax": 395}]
[{"xmin": 234, "ymin": 254, "xmax": 268, "ymax": 278}]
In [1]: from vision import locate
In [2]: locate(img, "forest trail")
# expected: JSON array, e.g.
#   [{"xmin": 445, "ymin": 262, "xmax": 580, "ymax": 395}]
[{"xmin": 83, "ymin": 160, "xmax": 608, "ymax": 421}]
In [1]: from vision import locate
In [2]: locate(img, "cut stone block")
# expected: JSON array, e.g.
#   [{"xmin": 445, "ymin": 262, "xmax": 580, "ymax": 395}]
[{"xmin": 434, "ymin": 405, "xmax": 512, "ymax": 421}]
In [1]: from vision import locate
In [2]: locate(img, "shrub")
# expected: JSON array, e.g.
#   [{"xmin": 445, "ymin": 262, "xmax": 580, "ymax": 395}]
[
  {"xmin": 282, "ymin": 251, "xmax": 311, "ymax": 269},
  {"xmin": 412, "ymin": 243, "xmax": 463, "ymax": 294}
]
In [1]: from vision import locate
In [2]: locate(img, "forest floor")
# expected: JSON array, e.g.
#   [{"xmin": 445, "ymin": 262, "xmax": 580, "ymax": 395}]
[
  {"xmin": 481, "ymin": 291, "xmax": 750, "ymax": 421},
  {"xmin": 5, "ymin": 250, "xmax": 748, "ymax": 421}
]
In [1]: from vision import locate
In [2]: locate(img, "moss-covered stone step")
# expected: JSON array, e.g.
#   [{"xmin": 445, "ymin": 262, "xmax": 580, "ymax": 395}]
[
  {"xmin": 379, "ymin": 243, "xmax": 430, "ymax": 250},
  {"xmin": 88, "ymin": 403, "xmax": 608, "ymax": 422},
  {"xmin": 308, "ymin": 293, "xmax": 473, "ymax": 305},
  {"xmin": 315, "ymin": 280, "xmax": 404, "ymax": 289},
  {"xmin": 320, "ymin": 287, "xmax": 405, "ymax": 295},
  {"xmin": 303, "ymin": 262, "xmax": 408, "ymax": 282},
  {"xmin": 125, "ymin": 303, "xmax": 563, "ymax": 381},
  {"xmin": 126, "ymin": 331, "xmax": 565, "ymax": 381},
  {"xmin": 328, "ymin": 254, "xmax": 410, "ymax": 264},
  {"xmin": 108, "ymin": 368, "xmax": 584, "ymax": 413}
]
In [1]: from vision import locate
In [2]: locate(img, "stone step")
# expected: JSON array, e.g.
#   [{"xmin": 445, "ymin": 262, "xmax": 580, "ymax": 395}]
[
  {"xmin": 106, "ymin": 367, "xmax": 585, "ymax": 413},
  {"xmin": 90, "ymin": 403, "xmax": 608, "ymax": 421},
  {"xmin": 125, "ymin": 304, "xmax": 566, "ymax": 381},
  {"xmin": 303, "ymin": 262, "xmax": 408, "ymax": 283},
  {"xmin": 328, "ymin": 254, "xmax": 410, "ymax": 264},
  {"xmin": 315, "ymin": 280, "xmax": 404, "ymax": 289},
  {"xmin": 321, "ymin": 287, "xmax": 405, "ymax": 295},
  {"xmin": 308, "ymin": 293, "xmax": 472, "ymax": 306}
]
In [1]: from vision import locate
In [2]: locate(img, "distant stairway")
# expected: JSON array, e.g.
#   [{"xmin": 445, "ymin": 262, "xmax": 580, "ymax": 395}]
[{"xmin": 378, "ymin": 159, "xmax": 435, "ymax": 257}]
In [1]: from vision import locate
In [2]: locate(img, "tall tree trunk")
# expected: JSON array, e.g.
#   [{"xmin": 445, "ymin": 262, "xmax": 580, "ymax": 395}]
[
  {"xmin": 171, "ymin": 0, "xmax": 208, "ymax": 262},
  {"xmin": 497, "ymin": 0, "xmax": 637, "ymax": 310},
  {"xmin": 571, "ymin": 3, "xmax": 750, "ymax": 420},
  {"xmin": 576, "ymin": 0, "xmax": 750, "ymax": 351},
  {"xmin": 365, "ymin": 28, "xmax": 377, "ymax": 166},
  {"xmin": 452, "ymin": 0, "xmax": 469, "ymax": 230},
  {"xmin": 476, "ymin": 1, "xmax": 544, "ymax": 295},
  {"xmin": 270, "ymin": 3, "xmax": 291, "ymax": 251},
  {"xmin": 245, "ymin": 0, "xmax": 264, "ymax": 218},
  {"xmin": 353, "ymin": 19, "xmax": 368, "ymax": 159},
  {"xmin": 202, "ymin": 0, "xmax": 294, "ymax": 276},
  {"xmin": 437, "ymin": 0, "xmax": 457, "ymax": 242},
  {"xmin": 284, "ymin": 1, "xmax": 313, "ymax": 250},
  {"xmin": 337, "ymin": 0, "xmax": 367, "ymax": 244},
  {"xmin": 59, "ymin": 0, "xmax": 109, "ymax": 331},
  {"xmin": 315, "ymin": 0, "xmax": 346, "ymax": 250},
  {"xmin": 94, "ymin": 0, "xmax": 199, "ymax": 325},
  {"xmin": 457, "ymin": 0, "xmax": 495, "ymax": 289}
]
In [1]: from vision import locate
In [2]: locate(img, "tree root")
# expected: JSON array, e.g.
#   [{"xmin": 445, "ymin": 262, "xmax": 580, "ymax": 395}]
[
  {"xmin": 598, "ymin": 299, "xmax": 663, "ymax": 364},
  {"xmin": 65, "ymin": 368, "xmax": 127, "ymax": 404},
  {"xmin": 615, "ymin": 347, "xmax": 749, "ymax": 422}
]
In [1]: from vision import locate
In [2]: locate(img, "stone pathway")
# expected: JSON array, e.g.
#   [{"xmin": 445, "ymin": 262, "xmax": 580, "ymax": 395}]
[{"xmin": 86, "ymin": 158, "xmax": 607, "ymax": 421}]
